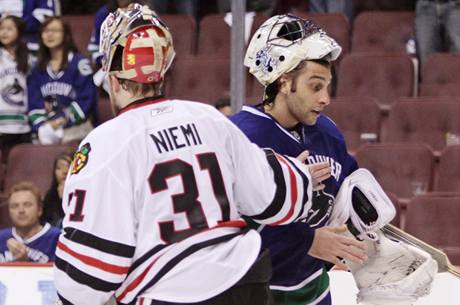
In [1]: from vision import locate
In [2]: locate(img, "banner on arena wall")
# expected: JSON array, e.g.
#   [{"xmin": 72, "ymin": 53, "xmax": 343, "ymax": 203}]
[{"xmin": 0, "ymin": 263, "xmax": 57, "ymax": 305}]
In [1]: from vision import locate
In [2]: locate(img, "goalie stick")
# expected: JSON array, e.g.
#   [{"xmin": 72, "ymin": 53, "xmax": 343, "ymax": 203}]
[{"xmin": 381, "ymin": 224, "xmax": 460, "ymax": 278}]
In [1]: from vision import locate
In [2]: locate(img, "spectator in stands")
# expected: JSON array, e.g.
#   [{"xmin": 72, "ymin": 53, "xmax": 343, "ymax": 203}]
[
  {"xmin": 214, "ymin": 96, "xmax": 232, "ymax": 117},
  {"xmin": 309, "ymin": 0, "xmax": 353, "ymax": 22},
  {"xmin": 0, "ymin": 0, "xmax": 61, "ymax": 51},
  {"xmin": 88, "ymin": 0, "xmax": 134, "ymax": 68},
  {"xmin": 415, "ymin": 0, "xmax": 460, "ymax": 66},
  {"xmin": 0, "ymin": 16, "xmax": 32, "ymax": 159},
  {"xmin": 42, "ymin": 151, "xmax": 73, "ymax": 228},
  {"xmin": 28, "ymin": 17, "xmax": 97, "ymax": 145},
  {"xmin": 0, "ymin": 181, "xmax": 60, "ymax": 262}
]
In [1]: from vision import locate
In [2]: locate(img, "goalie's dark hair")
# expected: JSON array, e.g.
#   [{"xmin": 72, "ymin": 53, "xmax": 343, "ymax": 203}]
[{"xmin": 262, "ymin": 59, "xmax": 331, "ymax": 107}]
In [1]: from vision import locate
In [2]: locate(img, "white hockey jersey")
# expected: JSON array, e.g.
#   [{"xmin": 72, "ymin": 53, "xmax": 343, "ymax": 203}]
[
  {"xmin": 0, "ymin": 48, "xmax": 30, "ymax": 134},
  {"xmin": 54, "ymin": 97, "xmax": 313, "ymax": 305}
]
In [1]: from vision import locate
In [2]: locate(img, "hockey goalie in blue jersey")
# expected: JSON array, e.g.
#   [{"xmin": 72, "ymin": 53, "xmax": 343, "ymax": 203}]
[
  {"xmin": 28, "ymin": 17, "xmax": 97, "ymax": 145},
  {"xmin": 232, "ymin": 14, "xmax": 437, "ymax": 305},
  {"xmin": 231, "ymin": 15, "xmax": 365, "ymax": 305}
]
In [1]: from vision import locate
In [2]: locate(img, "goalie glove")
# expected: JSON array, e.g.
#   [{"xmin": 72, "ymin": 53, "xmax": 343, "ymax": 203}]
[
  {"xmin": 328, "ymin": 168, "xmax": 395, "ymax": 235},
  {"xmin": 344, "ymin": 230, "xmax": 438, "ymax": 305}
]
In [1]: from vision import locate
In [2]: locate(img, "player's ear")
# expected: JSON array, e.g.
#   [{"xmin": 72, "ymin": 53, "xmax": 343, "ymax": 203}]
[
  {"xmin": 109, "ymin": 75, "xmax": 121, "ymax": 93},
  {"xmin": 278, "ymin": 74, "xmax": 291, "ymax": 95}
]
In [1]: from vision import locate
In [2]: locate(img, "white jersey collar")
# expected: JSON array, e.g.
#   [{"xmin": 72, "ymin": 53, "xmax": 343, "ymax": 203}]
[{"xmin": 12, "ymin": 223, "xmax": 51, "ymax": 244}]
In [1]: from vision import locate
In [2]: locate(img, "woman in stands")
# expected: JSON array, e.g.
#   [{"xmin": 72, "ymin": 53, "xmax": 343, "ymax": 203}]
[
  {"xmin": 42, "ymin": 151, "xmax": 73, "ymax": 228},
  {"xmin": 0, "ymin": 16, "xmax": 31, "ymax": 159},
  {"xmin": 28, "ymin": 17, "xmax": 97, "ymax": 145}
]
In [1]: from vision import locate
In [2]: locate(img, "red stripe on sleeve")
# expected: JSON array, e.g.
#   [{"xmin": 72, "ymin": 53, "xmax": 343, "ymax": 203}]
[
  {"xmin": 116, "ymin": 255, "xmax": 163, "ymax": 302},
  {"xmin": 270, "ymin": 155, "xmax": 298, "ymax": 225},
  {"xmin": 57, "ymin": 241, "xmax": 129, "ymax": 275}
]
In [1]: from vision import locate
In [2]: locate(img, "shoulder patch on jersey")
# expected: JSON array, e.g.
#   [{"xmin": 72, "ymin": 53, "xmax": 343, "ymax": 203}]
[
  {"xmin": 78, "ymin": 58, "xmax": 93, "ymax": 76},
  {"xmin": 71, "ymin": 143, "xmax": 91, "ymax": 175}
]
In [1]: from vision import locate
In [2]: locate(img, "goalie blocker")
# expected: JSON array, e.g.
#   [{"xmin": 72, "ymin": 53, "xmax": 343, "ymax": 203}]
[{"xmin": 328, "ymin": 169, "xmax": 438, "ymax": 305}]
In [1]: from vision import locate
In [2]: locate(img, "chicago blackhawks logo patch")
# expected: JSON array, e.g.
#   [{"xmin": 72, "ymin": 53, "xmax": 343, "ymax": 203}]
[{"xmin": 71, "ymin": 143, "xmax": 91, "ymax": 175}]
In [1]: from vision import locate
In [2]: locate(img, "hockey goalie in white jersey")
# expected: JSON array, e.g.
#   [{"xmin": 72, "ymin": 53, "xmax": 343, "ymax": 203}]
[
  {"xmin": 328, "ymin": 169, "xmax": 438, "ymax": 305},
  {"xmin": 51, "ymin": 4, "xmax": 340, "ymax": 305}
]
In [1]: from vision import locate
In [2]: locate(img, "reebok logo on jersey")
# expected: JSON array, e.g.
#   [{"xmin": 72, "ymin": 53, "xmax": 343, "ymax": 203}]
[
  {"xmin": 71, "ymin": 143, "xmax": 91, "ymax": 175},
  {"xmin": 151, "ymin": 105, "xmax": 173, "ymax": 117}
]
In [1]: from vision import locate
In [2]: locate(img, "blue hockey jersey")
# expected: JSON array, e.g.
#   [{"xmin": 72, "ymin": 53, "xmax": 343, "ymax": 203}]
[
  {"xmin": 231, "ymin": 105, "xmax": 358, "ymax": 290},
  {"xmin": 23, "ymin": 0, "xmax": 60, "ymax": 34},
  {"xmin": 0, "ymin": 223, "xmax": 61, "ymax": 262},
  {"xmin": 23, "ymin": 0, "xmax": 60, "ymax": 50},
  {"xmin": 27, "ymin": 52, "xmax": 98, "ymax": 131}
]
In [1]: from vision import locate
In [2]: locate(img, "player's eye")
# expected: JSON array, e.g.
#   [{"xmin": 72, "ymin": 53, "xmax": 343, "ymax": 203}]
[{"xmin": 311, "ymin": 84, "xmax": 323, "ymax": 92}]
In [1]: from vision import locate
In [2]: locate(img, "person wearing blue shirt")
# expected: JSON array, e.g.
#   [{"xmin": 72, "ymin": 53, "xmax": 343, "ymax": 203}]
[
  {"xmin": 28, "ymin": 16, "xmax": 97, "ymax": 144},
  {"xmin": 231, "ymin": 15, "xmax": 366, "ymax": 305},
  {"xmin": 0, "ymin": 181, "xmax": 60, "ymax": 263},
  {"xmin": 0, "ymin": 0, "xmax": 61, "ymax": 51}
]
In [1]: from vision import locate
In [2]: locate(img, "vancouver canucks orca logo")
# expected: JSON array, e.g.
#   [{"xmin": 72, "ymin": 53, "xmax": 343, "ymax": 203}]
[
  {"xmin": 303, "ymin": 190, "xmax": 334, "ymax": 228},
  {"xmin": 71, "ymin": 143, "xmax": 91, "ymax": 175},
  {"xmin": 1, "ymin": 78, "xmax": 25, "ymax": 106}
]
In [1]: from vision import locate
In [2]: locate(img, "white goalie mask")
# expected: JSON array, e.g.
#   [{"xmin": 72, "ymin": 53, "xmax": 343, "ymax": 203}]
[{"xmin": 245, "ymin": 14, "xmax": 342, "ymax": 87}]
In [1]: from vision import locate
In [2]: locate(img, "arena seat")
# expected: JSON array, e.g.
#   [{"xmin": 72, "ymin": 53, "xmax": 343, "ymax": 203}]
[
  {"xmin": 404, "ymin": 195, "xmax": 460, "ymax": 251},
  {"xmin": 336, "ymin": 53, "xmax": 414, "ymax": 109},
  {"xmin": 352, "ymin": 12, "xmax": 415, "ymax": 53},
  {"xmin": 167, "ymin": 57, "xmax": 230, "ymax": 104},
  {"xmin": 383, "ymin": 101, "xmax": 460, "ymax": 154},
  {"xmin": 323, "ymin": 97, "xmax": 381, "ymax": 152},
  {"xmin": 293, "ymin": 12, "xmax": 350, "ymax": 56},
  {"xmin": 386, "ymin": 192, "xmax": 401, "ymax": 228},
  {"xmin": 0, "ymin": 199, "xmax": 11, "ymax": 230},
  {"xmin": 62, "ymin": 15, "xmax": 93, "ymax": 56},
  {"xmin": 396, "ymin": 97, "xmax": 460, "ymax": 103},
  {"xmin": 434, "ymin": 145, "xmax": 460, "ymax": 192},
  {"xmin": 197, "ymin": 14, "xmax": 231, "ymax": 58},
  {"xmin": 246, "ymin": 73, "xmax": 264, "ymax": 101},
  {"xmin": 160, "ymin": 14, "xmax": 196, "ymax": 57},
  {"xmin": 355, "ymin": 143, "xmax": 434, "ymax": 199},
  {"xmin": 420, "ymin": 53, "xmax": 460, "ymax": 96},
  {"xmin": 97, "ymin": 96, "xmax": 114, "ymax": 125},
  {"xmin": 443, "ymin": 247, "xmax": 460, "ymax": 266},
  {"xmin": 4, "ymin": 144, "xmax": 77, "ymax": 197}
]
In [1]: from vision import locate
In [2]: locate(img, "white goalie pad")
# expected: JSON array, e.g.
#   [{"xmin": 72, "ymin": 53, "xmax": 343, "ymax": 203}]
[
  {"xmin": 327, "ymin": 168, "xmax": 395, "ymax": 234},
  {"xmin": 344, "ymin": 230, "xmax": 438, "ymax": 305}
]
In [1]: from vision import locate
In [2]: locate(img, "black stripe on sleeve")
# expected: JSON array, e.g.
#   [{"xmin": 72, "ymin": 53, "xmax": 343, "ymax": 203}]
[
  {"xmin": 134, "ymin": 232, "xmax": 244, "ymax": 303},
  {"xmin": 284, "ymin": 156, "xmax": 310, "ymax": 220},
  {"xmin": 127, "ymin": 244, "xmax": 168, "ymax": 275},
  {"xmin": 57, "ymin": 293, "xmax": 74, "ymax": 305},
  {"xmin": 63, "ymin": 227, "xmax": 135, "ymax": 258},
  {"xmin": 249, "ymin": 149, "xmax": 287, "ymax": 221},
  {"xmin": 55, "ymin": 256, "xmax": 122, "ymax": 292}
]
